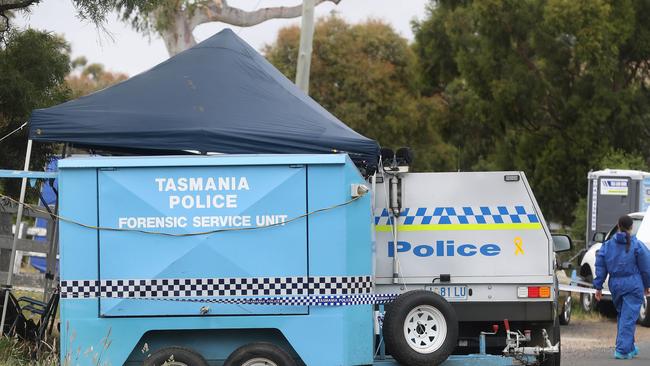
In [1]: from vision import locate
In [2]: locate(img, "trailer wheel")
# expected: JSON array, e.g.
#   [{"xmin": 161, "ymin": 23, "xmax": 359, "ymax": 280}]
[
  {"xmin": 383, "ymin": 290, "xmax": 458, "ymax": 366},
  {"xmin": 638, "ymin": 296, "xmax": 650, "ymax": 327},
  {"xmin": 559, "ymin": 295, "xmax": 571, "ymax": 325},
  {"xmin": 580, "ymin": 291, "xmax": 594, "ymax": 313},
  {"xmin": 224, "ymin": 342, "xmax": 296, "ymax": 366},
  {"xmin": 143, "ymin": 346, "xmax": 208, "ymax": 366}
]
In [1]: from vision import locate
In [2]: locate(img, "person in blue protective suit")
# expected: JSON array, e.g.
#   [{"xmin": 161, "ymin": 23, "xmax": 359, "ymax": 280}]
[{"xmin": 594, "ymin": 215, "xmax": 650, "ymax": 360}]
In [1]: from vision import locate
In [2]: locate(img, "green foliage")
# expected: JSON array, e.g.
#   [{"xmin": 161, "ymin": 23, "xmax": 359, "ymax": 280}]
[
  {"xmin": 112, "ymin": 0, "xmax": 166, "ymax": 34},
  {"xmin": 598, "ymin": 148, "xmax": 648, "ymax": 170},
  {"xmin": 1, "ymin": 1, "xmax": 160, "ymax": 41},
  {"xmin": 570, "ymin": 196, "xmax": 587, "ymax": 245},
  {"xmin": 103, "ymin": 1, "xmax": 203, "ymax": 35},
  {"xmin": 414, "ymin": 0, "xmax": 650, "ymax": 224},
  {"xmin": 70, "ymin": 56, "xmax": 88, "ymax": 69},
  {"xmin": 265, "ymin": 15, "xmax": 457, "ymax": 172},
  {"xmin": 0, "ymin": 29, "xmax": 71, "ymax": 195},
  {"xmin": 67, "ymin": 60, "xmax": 128, "ymax": 99},
  {"xmin": 55, "ymin": 0, "xmax": 162, "ymax": 29}
]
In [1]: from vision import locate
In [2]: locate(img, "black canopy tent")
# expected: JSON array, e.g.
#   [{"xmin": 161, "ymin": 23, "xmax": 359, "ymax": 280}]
[{"xmin": 28, "ymin": 29, "xmax": 380, "ymax": 171}]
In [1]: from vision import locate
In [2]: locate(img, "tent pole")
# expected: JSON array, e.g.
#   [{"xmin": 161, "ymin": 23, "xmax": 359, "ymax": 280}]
[{"xmin": 0, "ymin": 139, "xmax": 33, "ymax": 333}]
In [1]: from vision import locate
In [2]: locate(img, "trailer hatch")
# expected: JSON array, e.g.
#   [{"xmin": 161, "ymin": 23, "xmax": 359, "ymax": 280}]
[{"xmin": 96, "ymin": 164, "xmax": 308, "ymax": 317}]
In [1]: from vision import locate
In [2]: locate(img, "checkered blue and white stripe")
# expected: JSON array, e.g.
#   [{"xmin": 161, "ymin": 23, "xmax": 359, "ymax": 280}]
[
  {"xmin": 374, "ymin": 206, "xmax": 539, "ymax": 225},
  {"xmin": 147, "ymin": 293, "xmax": 399, "ymax": 306},
  {"xmin": 60, "ymin": 275, "xmax": 373, "ymax": 299}
]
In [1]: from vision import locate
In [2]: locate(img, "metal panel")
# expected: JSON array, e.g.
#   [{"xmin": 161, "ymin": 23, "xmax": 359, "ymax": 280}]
[
  {"xmin": 595, "ymin": 176, "xmax": 634, "ymax": 240},
  {"xmin": 97, "ymin": 165, "xmax": 308, "ymax": 316},
  {"xmin": 59, "ymin": 154, "xmax": 346, "ymax": 169},
  {"xmin": 58, "ymin": 155, "xmax": 376, "ymax": 366},
  {"xmin": 586, "ymin": 171, "xmax": 650, "ymax": 246},
  {"xmin": 374, "ymin": 172, "xmax": 552, "ymax": 283},
  {"xmin": 452, "ymin": 301, "xmax": 553, "ymax": 322},
  {"xmin": 641, "ymin": 178, "xmax": 650, "ymax": 212},
  {"xmin": 587, "ymin": 177, "xmax": 598, "ymax": 246}
]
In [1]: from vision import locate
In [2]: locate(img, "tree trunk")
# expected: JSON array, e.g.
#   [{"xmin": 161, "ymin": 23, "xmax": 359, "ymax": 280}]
[
  {"xmin": 152, "ymin": 0, "xmax": 341, "ymax": 57},
  {"xmin": 160, "ymin": 13, "xmax": 197, "ymax": 56}
]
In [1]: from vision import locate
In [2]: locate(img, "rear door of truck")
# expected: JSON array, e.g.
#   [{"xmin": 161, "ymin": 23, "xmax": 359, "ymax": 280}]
[
  {"xmin": 375, "ymin": 171, "xmax": 553, "ymax": 285},
  {"xmin": 595, "ymin": 176, "xmax": 635, "ymax": 234}
]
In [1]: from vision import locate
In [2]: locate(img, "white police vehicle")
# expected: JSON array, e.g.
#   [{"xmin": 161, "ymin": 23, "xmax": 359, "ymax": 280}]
[{"xmin": 373, "ymin": 150, "xmax": 571, "ymax": 365}]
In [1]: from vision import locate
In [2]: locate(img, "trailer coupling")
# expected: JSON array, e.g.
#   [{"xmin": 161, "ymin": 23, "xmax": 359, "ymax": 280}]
[{"xmin": 499, "ymin": 320, "xmax": 559, "ymax": 364}]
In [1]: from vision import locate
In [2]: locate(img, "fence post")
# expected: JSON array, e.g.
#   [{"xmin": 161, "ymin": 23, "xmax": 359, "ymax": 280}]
[{"xmin": 43, "ymin": 212, "xmax": 58, "ymax": 301}]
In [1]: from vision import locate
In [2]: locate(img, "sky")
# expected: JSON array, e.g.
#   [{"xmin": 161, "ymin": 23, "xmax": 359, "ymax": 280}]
[{"xmin": 15, "ymin": 0, "xmax": 431, "ymax": 76}]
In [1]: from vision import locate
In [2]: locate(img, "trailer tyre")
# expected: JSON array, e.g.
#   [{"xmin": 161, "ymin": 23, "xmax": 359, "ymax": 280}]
[
  {"xmin": 559, "ymin": 294, "xmax": 572, "ymax": 325},
  {"xmin": 383, "ymin": 290, "xmax": 458, "ymax": 366},
  {"xmin": 579, "ymin": 274, "xmax": 595, "ymax": 312},
  {"xmin": 224, "ymin": 342, "xmax": 296, "ymax": 366},
  {"xmin": 580, "ymin": 292, "xmax": 594, "ymax": 312},
  {"xmin": 143, "ymin": 346, "xmax": 208, "ymax": 366}
]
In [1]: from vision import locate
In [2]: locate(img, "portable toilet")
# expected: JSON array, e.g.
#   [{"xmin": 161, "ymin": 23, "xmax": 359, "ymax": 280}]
[{"xmin": 586, "ymin": 169, "xmax": 650, "ymax": 246}]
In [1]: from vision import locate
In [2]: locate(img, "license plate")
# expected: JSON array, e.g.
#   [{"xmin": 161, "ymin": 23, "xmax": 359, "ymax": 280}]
[{"xmin": 428, "ymin": 285, "xmax": 468, "ymax": 301}]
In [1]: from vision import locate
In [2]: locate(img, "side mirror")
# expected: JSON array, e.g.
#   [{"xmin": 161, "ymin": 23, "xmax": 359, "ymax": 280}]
[
  {"xmin": 592, "ymin": 232, "xmax": 606, "ymax": 243},
  {"xmin": 552, "ymin": 234, "xmax": 572, "ymax": 253}
]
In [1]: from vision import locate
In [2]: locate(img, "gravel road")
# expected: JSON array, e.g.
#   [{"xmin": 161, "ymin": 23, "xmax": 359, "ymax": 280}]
[{"xmin": 562, "ymin": 318, "xmax": 650, "ymax": 365}]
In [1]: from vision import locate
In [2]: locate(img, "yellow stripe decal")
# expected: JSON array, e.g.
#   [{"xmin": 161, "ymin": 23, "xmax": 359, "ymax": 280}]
[{"xmin": 375, "ymin": 223, "xmax": 543, "ymax": 232}]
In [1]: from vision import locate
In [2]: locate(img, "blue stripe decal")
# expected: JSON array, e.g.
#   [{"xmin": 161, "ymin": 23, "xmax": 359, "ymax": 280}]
[{"xmin": 374, "ymin": 206, "xmax": 540, "ymax": 226}]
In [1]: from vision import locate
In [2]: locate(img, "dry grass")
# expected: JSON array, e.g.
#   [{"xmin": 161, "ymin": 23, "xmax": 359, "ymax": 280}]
[
  {"xmin": 0, "ymin": 337, "xmax": 57, "ymax": 366},
  {"xmin": 0, "ymin": 288, "xmax": 59, "ymax": 366},
  {"xmin": 568, "ymin": 293, "xmax": 607, "ymax": 322},
  {"xmin": 0, "ymin": 289, "xmax": 115, "ymax": 366}
]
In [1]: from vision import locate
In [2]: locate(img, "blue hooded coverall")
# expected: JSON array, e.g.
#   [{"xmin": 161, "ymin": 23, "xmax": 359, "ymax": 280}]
[{"xmin": 594, "ymin": 232, "xmax": 650, "ymax": 355}]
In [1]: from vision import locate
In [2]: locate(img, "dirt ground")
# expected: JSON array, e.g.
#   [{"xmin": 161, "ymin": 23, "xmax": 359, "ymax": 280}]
[{"xmin": 562, "ymin": 318, "xmax": 650, "ymax": 365}]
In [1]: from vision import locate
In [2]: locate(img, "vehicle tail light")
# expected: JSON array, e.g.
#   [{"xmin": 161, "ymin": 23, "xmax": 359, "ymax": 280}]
[
  {"xmin": 539, "ymin": 286, "xmax": 551, "ymax": 298},
  {"xmin": 517, "ymin": 286, "xmax": 551, "ymax": 298}
]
